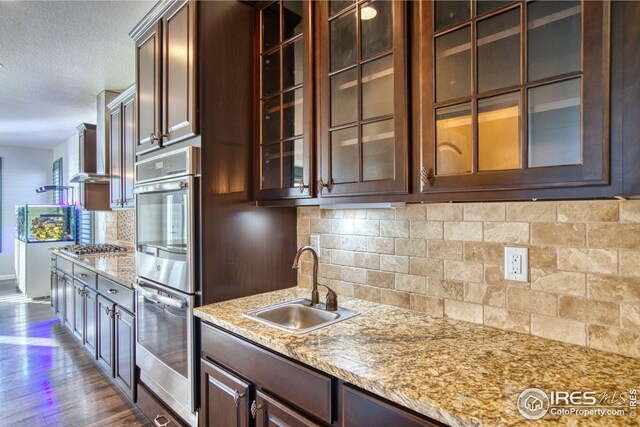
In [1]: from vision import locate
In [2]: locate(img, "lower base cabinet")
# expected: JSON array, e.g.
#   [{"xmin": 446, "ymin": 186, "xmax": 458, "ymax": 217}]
[
  {"xmin": 64, "ymin": 276, "xmax": 74, "ymax": 331},
  {"xmin": 114, "ymin": 307, "xmax": 135, "ymax": 400},
  {"xmin": 73, "ymin": 281, "xmax": 85, "ymax": 341},
  {"xmin": 84, "ymin": 287, "xmax": 99, "ymax": 358},
  {"xmin": 97, "ymin": 295, "xmax": 115, "ymax": 374},
  {"xmin": 200, "ymin": 323, "xmax": 444, "ymax": 427},
  {"xmin": 137, "ymin": 382, "xmax": 184, "ymax": 427}
]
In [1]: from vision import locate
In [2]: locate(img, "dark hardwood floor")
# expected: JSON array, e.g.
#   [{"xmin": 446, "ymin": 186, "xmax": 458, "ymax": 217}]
[{"xmin": 0, "ymin": 280, "xmax": 150, "ymax": 426}]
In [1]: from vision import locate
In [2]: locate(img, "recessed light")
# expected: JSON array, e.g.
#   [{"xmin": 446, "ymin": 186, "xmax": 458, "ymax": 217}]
[{"xmin": 361, "ymin": 6, "xmax": 377, "ymax": 20}]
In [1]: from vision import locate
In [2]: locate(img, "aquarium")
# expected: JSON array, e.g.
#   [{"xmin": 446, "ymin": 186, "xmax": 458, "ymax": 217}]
[{"xmin": 15, "ymin": 204, "xmax": 76, "ymax": 243}]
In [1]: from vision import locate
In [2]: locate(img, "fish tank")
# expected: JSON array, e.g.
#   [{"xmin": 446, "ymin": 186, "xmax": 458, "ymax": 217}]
[{"xmin": 15, "ymin": 205, "xmax": 76, "ymax": 243}]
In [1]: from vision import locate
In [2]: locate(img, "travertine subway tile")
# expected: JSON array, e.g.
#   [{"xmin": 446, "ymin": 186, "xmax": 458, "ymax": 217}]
[
  {"xmin": 463, "ymin": 242, "xmax": 504, "ymax": 263},
  {"xmin": 395, "ymin": 239, "xmax": 427, "ymax": 257},
  {"xmin": 587, "ymin": 224, "xmax": 640, "ymax": 249},
  {"xmin": 531, "ymin": 223, "xmax": 586, "ymax": 246},
  {"xmin": 427, "ymin": 203, "xmax": 463, "ymax": 221},
  {"xmin": 620, "ymin": 200, "xmax": 640, "ymax": 223},
  {"xmin": 558, "ymin": 201, "xmax": 619, "ymax": 222},
  {"xmin": 444, "ymin": 221, "xmax": 483, "ymax": 241},
  {"xmin": 444, "ymin": 260, "xmax": 483, "ymax": 283},
  {"xmin": 428, "ymin": 278, "xmax": 464, "ymax": 300},
  {"xmin": 506, "ymin": 202, "xmax": 556, "ymax": 222},
  {"xmin": 395, "ymin": 274, "xmax": 427, "ymax": 294},
  {"xmin": 484, "ymin": 222, "xmax": 529, "ymax": 244},
  {"xmin": 366, "ymin": 237, "xmax": 395, "ymax": 255},
  {"xmin": 588, "ymin": 325, "xmax": 640, "ymax": 359},
  {"xmin": 380, "ymin": 255, "xmax": 410, "ymax": 273},
  {"xmin": 620, "ymin": 250, "xmax": 640, "ymax": 276},
  {"xmin": 428, "ymin": 240, "xmax": 463, "ymax": 260},
  {"xmin": 463, "ymin": 203, "xmax": 506, "ymax": 221},
  {"xmin": 508, "ymin": 288, "xmax": 557, "ymax": 316},
  {"xmin": 380, "ymin": 289, "xmax": 411, "ymax": 309},
  {"xmin": 410, "ymin": 294, "xmax": 444, "ymax": 317},
  {"xmin": 588, "ymin": 274, "xmax": 640, "ymax": 302},
  {"xmin": 530, "ymin": 269, "xmax": 586, "ymax": 296},
  {"xmin": 380, "ymin": 220, "xmax": 409, "ymax": 238},
  {"xmin": 410, "ymin": 221, "xmax": 443, "ymax": 239},
  {"xmin": 464, "ymin": 283, "xmax": 506, "ymax": 307},
  {"xmin": 444, "ymin": 300, "xmax": 483, "ymax": 324},
  {"xmin": 532, "ymin": 314, "xmax": 586, "ymax": 346},
  {"xmin": 366, "ymin": 270, "xmax": 394, "ymax": 289},
  {"xmin": 410, "ymin": 258, "xmax": 444, "ymax": 278},
  {"xmin": 557, "ymin": 247, "xmax": 618, "ymax": 274},
  {"xmin": 395, "ymin": 204, "xmax": 427, "ymax": 221},
  {"xmin": 484, "ymin": 306, "xmax": 530, "ymax": 334},
  {"xmin": 621, "ymin": 303, "xmax": 640, "ymax": 332}
]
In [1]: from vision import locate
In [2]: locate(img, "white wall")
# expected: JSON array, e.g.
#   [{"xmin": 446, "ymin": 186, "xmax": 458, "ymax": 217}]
[{"xmin": 0, "ymin": 146, "xmax": 54, "ymax": 277}]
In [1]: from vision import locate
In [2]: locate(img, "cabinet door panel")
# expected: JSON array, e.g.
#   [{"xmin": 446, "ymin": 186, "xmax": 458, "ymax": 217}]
[
  {"xmin": 73, "ymin": 282, "xmax": 84, "ymax": 342},
  {"xmin": 56, "ymin": 273, "xmax": 65, "ymax": 321},
  {"xmin": 97, "ymin": 296, "xmax": 115, "ymax": 376},
  {"xmin": 319, "ymin": 0, "xmax": 408, "ymax": 197},
  {"xmin": 342, "ymin": 386, "xmax": 438, "ymax": 427},
  {"xmin": 163, "ymin": 0, "xmax": 197, "ymax": 145},
  {"xmin": 122, "ymin": 94, "xmax": 136, "ymax": 207},
  {"xmin": 64, "ymin": 276, "xmax": 74, "ymax": 331},
  {"xmin": 200, "ymin": 359, "xmax": 251, "ymax": 427},
  {"xmin": 50, "ymin": 270, "xmax": 57, "ymax": 314},
  {"xmin": 136, "ymin": 22, "xmax": 162, "ymax": 154},
  {"xmin": 84, "ymin": 287, "xmax": 98, "ymax": 359},
  {"xmin": 115, "ymin": 308, "xmax": 135, "ymax": 400},
  {"xmin": 254, "ymin": 391, "xmax": 320, "ymax": 427},
  {"xmin": 109, "ymin": 105, "xmax": 123, "ymax": 207}
]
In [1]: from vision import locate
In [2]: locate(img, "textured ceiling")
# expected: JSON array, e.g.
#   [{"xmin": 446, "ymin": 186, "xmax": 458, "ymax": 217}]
[{"xmin": 0, "ymin": 0, "xmax": 153, "ymax": 149}]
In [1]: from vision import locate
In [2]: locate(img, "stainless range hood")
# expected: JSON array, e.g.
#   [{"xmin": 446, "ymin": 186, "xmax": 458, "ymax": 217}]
[{"xmin": 70, "ymin": 90, "xmax": 120, "ymax": 183}]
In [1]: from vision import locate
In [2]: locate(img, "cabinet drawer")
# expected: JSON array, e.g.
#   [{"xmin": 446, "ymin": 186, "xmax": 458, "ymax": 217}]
[
  {"xmin": 57, "ymin": 257, "xmax": 73, "ymax": 275},
  {"xmin": 201, "ymin": 324, "xmax": 333, "ymax": 424},
  {"xmin": 98, "ymin": 275, "xmax": 134, "ymax": 312},
  {"xmin": 73, "ymin": 264, "xmax": 97, "ymax": 287},
  {"xmin": 137, "ymin": 382, "xmax": 185, "ymax": 427},
  {"xmin": 342, "ymin": 386, "xmax": 441, "ymax": 427}
]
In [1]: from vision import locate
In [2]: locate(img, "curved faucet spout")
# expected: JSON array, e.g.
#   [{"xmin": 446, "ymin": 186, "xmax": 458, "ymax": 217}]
[{"xmin": 292, "ymin": 246, "xmax": 320, "ymax": 306}]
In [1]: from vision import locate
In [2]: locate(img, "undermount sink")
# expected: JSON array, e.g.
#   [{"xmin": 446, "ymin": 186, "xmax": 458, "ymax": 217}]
[{"xmin": 243, "ymin": 298, "xmax": 360, "ymax": 334}]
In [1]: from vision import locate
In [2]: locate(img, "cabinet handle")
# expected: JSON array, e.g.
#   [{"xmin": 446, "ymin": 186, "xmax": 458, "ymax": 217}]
[
  {"xmin": 105, "ymin": 307, "xmax": 113, "ymax": 318},
  {"xmin": 250, "ymin": 400, "xmax": 264, "ymax": 419},
  {"xmin": 233, "ymin": 390, "xmax": 245, "ymax": 407},
  {"xmin": 153, "ymin": 415, "xmax": 170, "ymax": 427},
  {"xmin": 78, "ymin": 273, "xmax": 88, "ymax": 279},
  {"xmin": 115, "ymin": 310, "xmax": 121, "ymax": 319},
  {"xmin": 107, "ymin": 288, "xmax": 118, "ymax": 295},
  {"xmin": 420, "ymin": 167, "xmax": 435, "ymax": 187},
  {"xmin": 317, "ymin": 178, "xmax": 332, "ymax": 194},
  {"xmin": 295, "ymin": 179, "xmax": 309, "ymax": 194}
]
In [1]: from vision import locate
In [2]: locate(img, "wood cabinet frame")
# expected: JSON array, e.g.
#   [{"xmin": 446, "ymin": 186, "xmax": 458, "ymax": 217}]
[
  {"xmin": 316, "ymin": 0, "xmax": 409, "ymax": 197},
  {"xmin": 254, "ymin": 0, "xmax": 315, "ymax": 201},
  {"xmin": 419, "ymin": 0, "xmax": 611, "ymax": 194}
]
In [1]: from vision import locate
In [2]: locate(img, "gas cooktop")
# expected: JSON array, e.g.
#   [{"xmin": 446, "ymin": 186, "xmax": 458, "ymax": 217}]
[{"xmin": 60, "ymin": 244, "xmax": 129, "ymax": 257}]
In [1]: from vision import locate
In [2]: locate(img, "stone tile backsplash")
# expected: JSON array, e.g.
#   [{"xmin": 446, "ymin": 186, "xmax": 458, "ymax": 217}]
[{"xmin": 297, "ymin": 200, "xmax": 640, "ymax": 358}]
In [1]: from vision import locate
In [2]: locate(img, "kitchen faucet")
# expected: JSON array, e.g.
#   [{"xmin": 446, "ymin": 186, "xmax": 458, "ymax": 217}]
[{"xmin": 292, "ymin": 246, "xmax": 338, "ymax": 311}]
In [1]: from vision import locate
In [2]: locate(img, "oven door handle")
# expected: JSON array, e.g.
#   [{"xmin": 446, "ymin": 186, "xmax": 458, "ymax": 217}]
[
  {"xmin": 134, "ymin": 283, "xmax": 187, "ymax": 309},
  {"xmin": 134, "ymin": 180, "xmax": 188, "ymax": 194}
]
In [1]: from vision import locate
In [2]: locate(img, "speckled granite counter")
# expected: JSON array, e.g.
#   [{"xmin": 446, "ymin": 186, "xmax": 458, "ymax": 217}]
[
  {"xmin": 53, "ymin": 250, "xmax": 136, "ymax": 288},
  {"xmin": 195, "ymin": 288, "xmax": 640, "ymax": 427}
]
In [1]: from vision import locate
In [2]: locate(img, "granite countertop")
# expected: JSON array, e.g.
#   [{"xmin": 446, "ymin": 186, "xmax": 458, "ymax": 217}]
[
  {"xmin": 195, "ymin": 288, "xmax": 640, "ymax": 427},
  {"xmin": 54, "ymin": 250, "xmax": 136, "ymax": 288}
]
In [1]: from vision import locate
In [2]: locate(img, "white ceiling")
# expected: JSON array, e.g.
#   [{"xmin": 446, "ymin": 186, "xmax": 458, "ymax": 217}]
[{"xmin": 0, "ymin": 0, "xmax": 153, "ymax": 150}]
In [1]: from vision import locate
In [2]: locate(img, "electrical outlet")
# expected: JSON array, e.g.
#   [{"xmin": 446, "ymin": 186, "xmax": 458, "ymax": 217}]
[
  {"xmin": 310, "ymin": 235, "xmax": 320, "ymax": 256},
  {"xmin": 504, "ymin": 247, "xmax": 528, "ymax": 282}
]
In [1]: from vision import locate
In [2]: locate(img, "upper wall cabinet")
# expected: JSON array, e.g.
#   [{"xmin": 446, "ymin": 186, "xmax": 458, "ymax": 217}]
[
  {"xmin": 317, "ymin": 0, "xmax": 409, "ymax": 197},
  {"xmin": 419, "ymin": 0, "xmax": 610, "ymax": 195},
  {"xmin": 132, "ymin": 0, "xmax": 198, "ymax": 155},
  {"xmin": 256, "ymin": 1, "xmax": 314, "ymax": 200},
  {"xmin": 108, "ymin": 85, "xmax": 136, "ymax": 209}
]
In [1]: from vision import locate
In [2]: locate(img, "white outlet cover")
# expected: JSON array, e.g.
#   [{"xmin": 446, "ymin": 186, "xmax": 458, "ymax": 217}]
[
  {"xmin": 310, "ymin": 235, "xmax": 320, "ymax": 256},
  {"xmin": 504, "ymin": 247, "xmax": 528, "ymax": 282}
]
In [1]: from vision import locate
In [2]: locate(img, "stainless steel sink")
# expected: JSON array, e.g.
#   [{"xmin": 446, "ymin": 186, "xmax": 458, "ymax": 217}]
[{"xmin": 243, "ymin": 299, "xmax": 360, "ymax": 334}]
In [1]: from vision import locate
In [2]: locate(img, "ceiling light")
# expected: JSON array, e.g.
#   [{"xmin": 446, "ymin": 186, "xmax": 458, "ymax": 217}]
[{"xmin": 361, "ymin": 6, "xmax": 377, "ymax": 20}]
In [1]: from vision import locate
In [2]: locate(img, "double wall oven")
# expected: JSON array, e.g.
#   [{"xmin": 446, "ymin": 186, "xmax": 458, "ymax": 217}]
[{"xmin": 134, "ymin": 147, "xmax": 199, "ymax": 426}]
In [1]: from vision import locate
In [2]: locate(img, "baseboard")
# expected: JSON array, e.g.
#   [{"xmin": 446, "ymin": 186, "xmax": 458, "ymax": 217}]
[{"xmin": 0, "ymin": 274, "xmax": 16, "ymax": 281}]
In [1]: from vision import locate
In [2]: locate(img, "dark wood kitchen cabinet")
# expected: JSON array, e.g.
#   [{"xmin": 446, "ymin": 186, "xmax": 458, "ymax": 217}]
[
  {"xmin": 200, "ymin": 359, "xmax": 251, "ymax": 427},
  {"xmin": 200, "ymin": 323, "xmax": 444, "ymax": 427},
  {"xmin": 73, "ymin": 281, "xmax": 85, "ymax": 342},
  {"xmin": 132, "ymin": 0, "xmax": 198, "ymax": 154},
  {"xmin": 255, "ymin": 1, "xmax": 314, "ymax": 200},
  {"xmin": 84, "ymin": 286, "xmax": 98, "ymax": 358},
  {"xmin": 114, "ymin": 307, "xmax": 135, "ymax": 400},
  {"xmin": 108, "ymin": 84, "xmax": 136, "ymax": 209},
  {"xmin": 97, "ymin": 295, "xmax": 115, "ymax": 374},
  {"xmin": 418, "ymin": 0, "xmax": 611, "ymax": 197},
  {"xmin": 317, "ymin": 0, "xmax": 409, "ymax": 197}
]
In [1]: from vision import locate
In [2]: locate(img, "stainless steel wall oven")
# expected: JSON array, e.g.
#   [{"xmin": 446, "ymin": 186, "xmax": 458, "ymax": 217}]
[{"xmin": 134, "ymin": 147, "xmax": 199, "ymax": 426}]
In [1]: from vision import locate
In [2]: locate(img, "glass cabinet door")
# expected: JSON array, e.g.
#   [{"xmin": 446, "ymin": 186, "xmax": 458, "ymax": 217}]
[
  {"xmin": 256, "ymin": 1, "xmax": 313, "ymax": 200},
  {"xmin": 421, "ymin": 0, "xmax": 610, "ymax": 194},
  {"xmin": 319, "ymin": 0, "xmax": 408, "ymax": 197}
]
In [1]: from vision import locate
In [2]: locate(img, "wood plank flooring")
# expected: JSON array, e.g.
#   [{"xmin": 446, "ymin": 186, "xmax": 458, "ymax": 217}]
[{"xmin": 0, "ymin": 280, "xmax": 150, "ymax": 426}]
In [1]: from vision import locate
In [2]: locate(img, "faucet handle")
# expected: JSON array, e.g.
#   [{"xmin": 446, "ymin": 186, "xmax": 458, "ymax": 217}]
[{"xmin": 320, "ymin": 284, "xmax": 338, "ymax": 311}]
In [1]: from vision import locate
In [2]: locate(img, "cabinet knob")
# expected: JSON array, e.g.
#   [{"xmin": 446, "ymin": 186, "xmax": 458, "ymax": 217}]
[
  {"xmin": 295, "ymin": 179, "xmax": 309, "ymax": 194},
  {"xmin": 317, "ymin": 179, "xmax": 332, "ymax": 194},
  {"xmin": 107, "ymin": 288, "xmax": 118, "ymax": 295},
  {"xmin": 78, "ymin": 273, "xmax": 88, "ymax": 279},
  {"xmin": 233, "ymin": 390, "xmax": 245, "ymax": 407},
  {"xmin": 250, "ymin": 400, "xmax": 264, "ymax": 419}
]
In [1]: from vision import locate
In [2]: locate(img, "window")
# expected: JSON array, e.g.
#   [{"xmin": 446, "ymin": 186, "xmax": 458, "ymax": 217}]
[
  {"xmin": 77, "ymin": 209, "xmax": 94, "ymax": 245},
  {"xmin": 52, "ymin": 157, "xmax": 63, "ymax": 204}
]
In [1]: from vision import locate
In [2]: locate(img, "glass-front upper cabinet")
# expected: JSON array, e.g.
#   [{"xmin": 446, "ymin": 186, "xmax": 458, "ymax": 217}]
[
  {"xmin": 421, "ymin": 0, "xmax": 610, "ymax": 194},
  {"xmin": 257, "ymin": 1, "xmax": 313, "ymax": 200},
  {"xmin": 318, "ymin": 0, "xmax": 408, "ymax": 197}
]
